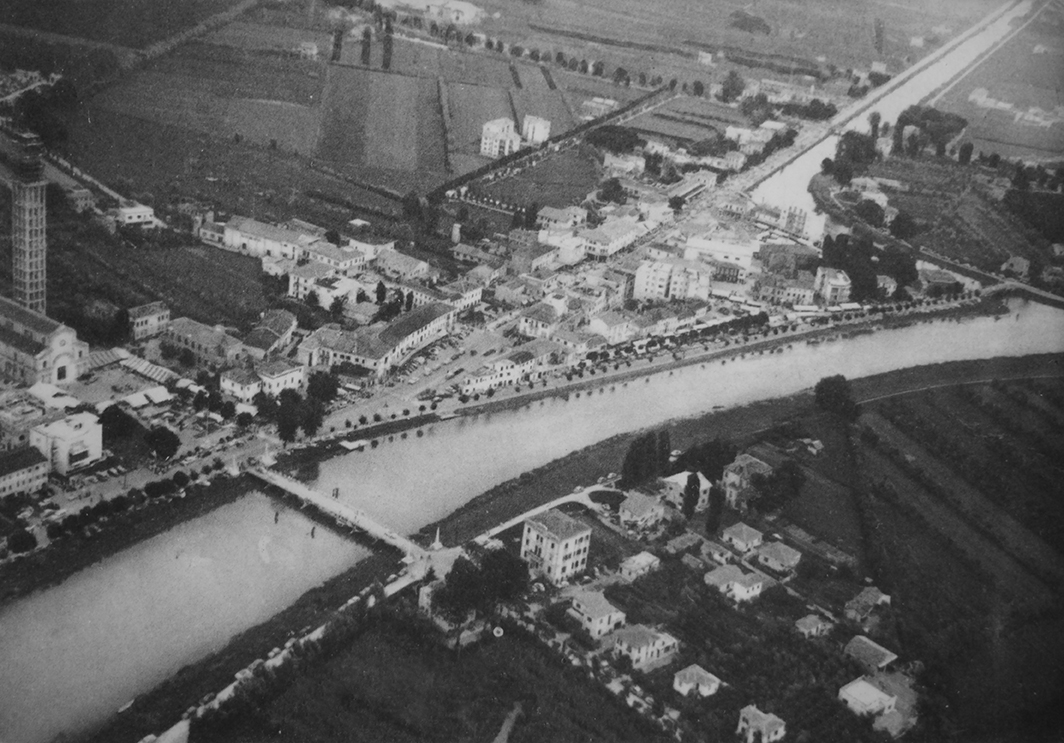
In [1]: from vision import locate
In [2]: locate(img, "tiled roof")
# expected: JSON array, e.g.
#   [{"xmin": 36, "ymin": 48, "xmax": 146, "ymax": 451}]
[
  {"xmin": 0, "ymin": 295, "xmax": 61, "ymax": 336},
  {"xmin": 621, "ymin": 492, "xmax": 661, "ymax": 518},
  {"xmin": 128, "ymin": 301, "xmax": 168, "ymax": 319},
  {"xmin": 723, "ymin": 522, "xmax": 763, "ymax": 545},
  {"xmin": 675, "ymin": 664, "xmax": 720, "ymax": 688},
  {"xmin": 571, "ymin": 590, "xmax": 621, "ymax": 619},
  {"xmin": 758, "ymin": 541, "xmax": 802, "ymax": 568},
  {"xmin": 526, "ymin": 508, "xmax": 591, "ymax": 542},
  {"xmin": 0, "ymin": 323, "xmax": 45, "ymax": 356},
  {"xmin": 0, "ymin": 446, "xmax": 47, "ymax": 477},
  {"xmin": 845, "ymin": 635, "xmax": 898, "ymax": 670}
]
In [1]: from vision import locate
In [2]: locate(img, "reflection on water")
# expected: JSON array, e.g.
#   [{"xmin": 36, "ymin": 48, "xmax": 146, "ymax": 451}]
[
  {"xmin": 0, "ymin": 493, "xmax": 369, "ymax": 743},
  {"xmin": 314, "ymin": 300, "xmax": 1064, "ymax": 535}
]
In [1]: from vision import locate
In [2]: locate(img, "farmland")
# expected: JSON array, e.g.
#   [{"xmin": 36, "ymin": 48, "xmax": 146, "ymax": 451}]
[
  {"xmin": 475, "ymin": 145, "xmax": 601, "ymax": 208},
  {"xmin": 318, "ymin": 65, "xmax": 447, "ymax": 191},
  {"xmin": 935, "ymin": 2, "xmax": 1064, "ymax": 162},
  {"xmin": 624, "ymin": 96, "xmax": 747, "ymax": 146},
  {"xmin": 844, "ymin": 377, "xmax": 1064, "ymax": 736},
  {"xmin": 0, "ymin": 0, "xmax": 243, "ymax": 49}
]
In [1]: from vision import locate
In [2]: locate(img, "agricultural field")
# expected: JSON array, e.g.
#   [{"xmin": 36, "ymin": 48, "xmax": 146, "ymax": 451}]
[
  {"xmin": 201, "ymin": 19, "xmax": 332, "ymax": 55},
  {"xmin": 935, "ymin": 3, "xmax": 1064, "ymax": 163},
  {"xmin": 0, "ymin": 0, "xmax": 243, "ymax": 49},
  {"xmin": 865, "ymin": 159, "xmax": 1051, "ymax": 272},
  {"xmin": 445, "ymin": 81, "xmax": 515, "ymax": 156},
  {"xmin": 318, "ymin": 65, "xmax": 447, "ymax": 190},
  {"xmin": 475, "ymin": 146, "xmax": 601, "ymax": 209},
  {"xmin": 842, "ymin": 379, "xmax": 1064, "ymax": 735}
]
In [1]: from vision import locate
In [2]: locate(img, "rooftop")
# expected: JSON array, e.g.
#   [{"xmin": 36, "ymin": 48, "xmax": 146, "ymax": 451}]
[
  {"xmin": 739, "ymin": 705, "xmax": 785, "ymax": 734},
  {"xmin": 758, "ymin": 541, "xmax": 802, "ymax": 568},
  {"xmin": 704, "ymin": 564, "xmax": 746, "ymax": 589},
  {"xmin": 845, "ymin": 635, "xmax": 899, "ymax": 670},
  {"xmin": 0, "ymin": 446, "xmax": 47, "ymax": 477},
  {"xmin": 0, "ymin": 294, "xmax": 62, "ymax": 336},
  {"xmin": 612, "ymin": 624, "xmax": 675, "ymax": 650},
  {"xmin": 128, "ymin": 301, "xmax": 169, "ymax": 320},
  {"xmin": 840, "ymin": 677, "xmax": 895, "ymax": 708},
  {"xmin": 674, "ymin": 664, "xmax": 721, "ymax": 688},
  {"xmin": 620, "ymin": 492, "xmax": 661, "ymax": 519},
  {"xmin": 723, "ymin": 521, "xmax": 763, "ymax": 545},
  {"xmin": 526, "ymin": 508, "xmax": 591, "ymax": 542},
  {"xmin": 795, "ymin": 614, "xmax": 832, "ymax": 633},
  {"xmin": 571, "ymin": 590, "xmax": 622, "ymax": 619}
]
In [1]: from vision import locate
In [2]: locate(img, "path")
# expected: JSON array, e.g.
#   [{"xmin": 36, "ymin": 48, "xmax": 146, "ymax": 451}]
[
  {"xmin": 474, "ymin": 485, "xmax": 608, "ymax": 543},
  {"xmin": 491, "ymin": 702, "xmax": 523, "ymax": 743}
]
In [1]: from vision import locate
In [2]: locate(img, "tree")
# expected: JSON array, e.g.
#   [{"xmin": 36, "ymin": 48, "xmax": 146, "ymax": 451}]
[
  {"xmin": 854, "ymin": 199, "xmax": 885, "ymax": 228},
  {"xmin": 705, "ymin": 485, "xmax": 726, "ymax": 534},
  {"xmin": 179, "ymin": 348, "xmax": 195, "ymax": 368},
  {"xmin": 820, "ymin": 158, "xmax": 835, "ymax": 175},
  {"xmin": 691, "ymin": 80, "xmax": 704, "ymax": 96},
  {"xmin": 219, "ymin": 401, "xmax": 236, "ymax": 420},
  {"xmin": 598, "ymin": 177, "xmax": 626, "ymax": 204},
  {"xmin": 307, "ymin": 371, "xmax": 340, "ymax": 403},
  {"xmin": 381, "ymin": 32, "xmax": 393, "ymax": 70},
  {"xmin": 305, "ymin": 290, "xmax": 320, "ymax": 309},
  {"xmin": 253, "ymin": 392, "xmax": 278, "ymax": 421},
  {"xmin": 375, "ymin": 280, "xmax": 387, "ymax": 305},
  {"xmin": 7, "ymin": 527, "xmax": 37, "ymax": 554},
  {"xmin": 719, "ymin": 70, "xmax": 745, "ymax": 103},
  {"xmin": 145, "ymin": 426, "xmax": 181, "ymax": 460},
  {"xmin": 172, "ymin": 470, "xmax": 190, "ymax": 490},
  {"xmin": 889, "ymin": 211, "xmax": 919, "ymax": 241},
  {"xmin": 957, "ymin": 141, "xmax": 973, "ymax": 165},
  {"xmin": 301, "ymin": 400, "xmax": 325, "ymax": 437},
  {"xmin": 668, "ymin": 195, "xmax": 686, "ymax": 213},
  {"xmin": 361, "ymin": 27, "xmax": 372, "ymax": 65},
  {"xmin": 681, "ymin": 472, "xmax": 700, "ymax": 519},
  {"xmin": 236, "ymin": 411, "xmax": 254, "ymax": 427},
  {"xmin": 868, "ymin": 111, "xmax": 881, "ymax": 139},
  {"xmin": 814, "ymin": 375, "xmax": 859, "ymax": 421},
  {"xmin": 329, "ymin": 295, "xmax": 348, "ymax": 318}
]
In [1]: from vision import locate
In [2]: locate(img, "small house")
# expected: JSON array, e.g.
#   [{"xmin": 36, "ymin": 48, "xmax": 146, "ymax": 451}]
[
  {"xmin": 845, "ymin": 635, "xmax": 898, "ymax": 673},
  {"xmin": 611, "ymin": 624, "xmax": 679, "ymax": 669},
  {"xmin": 795, "ymin": 614, "xmax": 833, "ymax": 638},
  {"xmin": 756, "ymin": 541, "xmax": 802, "ymax": 573},
  {"xmin": 568, "ymin": 590, "xmax": 626, "ymax": 639},
  {"xmin": 722, "ymin": 522, "xmax": 763, "ymax": 554},
  {"xmin": 620, "ymin": 551, "xmax": 660, "ymax": 581},
  {"xmin": 839, "ymin": 677, "xmax": 897, "ymax": 717},
  {"xmin": 737, "ymin": 705, "xmax": 786, "ymax": 743},
  {"xmin": 673, "ymin": 664, "xmax": 721, "ymax": 697},
  {"xmin": 619, "ymin": 492, "xmax": 665, "ymax": 529}
]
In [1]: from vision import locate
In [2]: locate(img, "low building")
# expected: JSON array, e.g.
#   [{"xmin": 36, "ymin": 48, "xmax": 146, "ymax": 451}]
[
  {"xmin": 520, "ymin": 509, "xmax": 591, "ymax": 584},
  {"xmin": 220, "ymin": 367, "xmax": 262, "ymax": 404},
  {"xmin": 660, "ymin": 470, "xmax": 711, "ymax": 512},
  {"xmin": 256, "ymin": 358, "xmax": 305, "ymax": 398},
  {"xmin": 620, "ymin": 551, "xmax": 660, "ymax": 581},
  {"xmin": 704, "ymin": 564, "xmax": 765, "ymax": 602},
  {"xmin": 223, "ymin": 216, "xmax": 316, "ymax": 260},
  {"xmin": 114, "ymin": 201, "xmax": 155, "ymax": 227},
  {"xmin": 737, "ymin": 705, "xmax": 786, "ymax": 743},
  {"xmin": 30, "ymin": 412, "xmax": 103, "ymax": 476},
  {"xmin": 845, "ymin": 586, "xmax": 891, "ymax": 623},
  {"xmin": 567, "ymin": 590, "xmax": 626, "ymax": 639},
  {"xmin": 162, "ymin": 317, "xmax": 245, "ymax": 367},
  {"xmin": 673, "ymin": 664, "xmax": 721, "ymax": 697},
  {"xmin": 722, "ymin": 453, "xmax": 773, "ymax": 510},
  {"xmin": 0, "ymin": 390, "xmax": 63, "ymax": 451},
  {"xmin": 665, "ymin": 531, "xmax": 705, "ymax": 556},
  {"xmin": 839, "ymin": 677, "xmax": 897, "ymax": 717},
  {"xmin": 581, "ymin": 219, "xmax": 644, "ymax": 260},
  {"xmin": 128, "ymin": 301, "xmax": 171, "ymax": 341},
  {"xmin": 721, "ymin": 522, "xmax": 763, "ymax": 553},
  {"xmin": 701, "ymin": 539, "xmax": 732, "ymax": 565},
  {"xmin": 587, "ymin": 310, "xmax": 634, "ymax": 346},
  {"xmin": 0, "ymin": 296, "xmax": 88, "ymax": 386},
  {"xmin": 1000, "ymin": 255, "xmax": 1031, "ymax": 279},
  {"xmin": 517, "ymin": 302, "xmax": 561, "ymax": 339},
  {"xmin": 814, "ymin": 267, "xmax": 852, "ymax": 304},
  {"xmin": 522, "ymin": 115, "xmax": 551, "ymax": 144},
  {"xmin": 243, "ymin": 309, "xmax": 298, "ymax": 360},
  {"xmin": 375, "ymin": 249, "xmax": 432, "ymax": 281},
  {"xmin": 611, "ymin": 624, "xmax": 679, "ymax": 669},
  {"xmin": 618, "ymin": 492, "xmax": 665, "ymax": 529},
  {"xmin": 757, "ymin": 274, "xmax": 816, "ymax": 307},
  {"xmin": 845, "ymin": 635, "xmax": 899, "ymax": 673},
  {"xmin": 756, "ymin": 541, "xmax": 802, "ymax": 573},
  {"xmin": 537, "ymin": 206, "xmax": 587, "ymax": 230},
  {"xmin": 876, "ymin": 274, "xmax": 898, "ymax": 298},
  {"xmin": 795, "ymin": 614, "xmax": 833, "ymax": 638},
  {"xmin": 0, "ymin": 446, "xmax": 49, "ymax": 499}
]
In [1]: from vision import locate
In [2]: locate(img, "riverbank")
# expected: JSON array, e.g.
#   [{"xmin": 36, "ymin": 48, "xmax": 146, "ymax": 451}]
[
  {"xmin": 0, "ymin": 475, "xmax": 254, "ymax": 610},
  {"xmin": 78, "ymin": 546, "xmax": 402, "ymax": 743},
  {"xmin": 415, "ymin": 352, "xmax": 1064, "ymax": 549}
]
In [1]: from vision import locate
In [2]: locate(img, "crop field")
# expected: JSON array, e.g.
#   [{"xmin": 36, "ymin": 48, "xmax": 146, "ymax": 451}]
[
  {"xmin": 936, "ymin": 7, "xmax": 1064, "ymax": 162},
  {"xmin": 511, "ymin": 64, "xmax": 576, "ymax": 134},
  {"xmin": 0, "ymin": 0, "xmax": 243, "ymax": 49},
  {"xmin": 318, "ymin": 65, "xmax": 447, "ymax": 189},
  {"xmin": 474, "ymin": 0, "xmax": 999, "ymax": 79},
  {"xmin": 477, "ymin": 146, "xmax": 600, "ymax": 208},
  {"xmin": 446, "ymin": 81, "xmax": 515, "ymax": 154}
]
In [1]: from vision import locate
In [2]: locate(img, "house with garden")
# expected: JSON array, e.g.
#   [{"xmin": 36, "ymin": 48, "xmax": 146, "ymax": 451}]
[
  {"xmin": 567, "ymin": 590, "xmax": 626, "ymax": 639},
  {"xmin": 737, "ymin": 705, "xmax": 786, "ymax": 743},
  {"xmin": 756, "ymin": 541, "xmax": 802, "ymax": 574},
  {"xmin": 673, "ymin": 664, "xmax": 721, "ymax": 697},
  {"xmin": 704, "ymin": 564, "xmax": 766, "ymax": 602},
  {"xmin": 721, "ymin": 522, "xmax": 763, "ymax": 554},
  {"xmin": 618, "ymin": 492, "xmax": 665, "ymax": 529},
  {"xmin": 610, "ymin": 624, "xmax": 679, "ymax": 669}
]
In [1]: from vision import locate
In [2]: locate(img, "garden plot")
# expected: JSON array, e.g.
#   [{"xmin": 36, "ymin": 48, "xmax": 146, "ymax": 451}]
[{"xmin": 445, "ymin": 82, "xmax": 514, "ymax": 154}]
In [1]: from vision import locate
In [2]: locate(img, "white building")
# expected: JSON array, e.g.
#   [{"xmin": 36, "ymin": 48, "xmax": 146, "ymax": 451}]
[
  {"xmin": 114, "ymin": 201, "xmax": 155, "ymax": 226},
  {"xmin": 611, "ymin": 624, "xmax": 679, "ymax": 669},
  {"xmin": 0, "ymin": 447, "xmax": 49, "ymax": 500},
  {"xmin": 721, "ymin": 522, "xmax": 763, "ymax": 553},
  {"xmin": 660, "ymin": 470, "xmax": 711, "ymax": 512},
  {"xmin": 704, "ymin": 564, "xmax": 765, "ymax": 602},
  {"xmin": 567, "ymin": 590, "xmax": 626, "ymax": 639},
  {"xmin": 0, "ymin": 296, "xmax": 88, "ymax": 386},
  {"xmin": 580, "ymin": 218, "xmax": 644, "ymax": 259},
  {"xmin": 673, "ymin": 664, "xmax": 721, "ymax": 697},
  {"xmin": 619, "ymin": 492, "xmax": 665, "ymax": 529},
  {"xmin": 220, "ymin": 367, "xmax": 262, "ymax": 404},
  {"xmin": 30, "ymin": 412, "xmax": 103, "ymax": 476},
  {"xmin": 814, "ymin": 267, "xmax": 852, "ymax": 304},
  {"xmin": 520, "ymin": 508, "xmax": 591, "ymax": 584},
  {"xmin": 684, "ymin": 234, "xmax": 760, "ymax": 270},
  {"xmin": 839, "ymin": 678, "xmax": 897, "ymax": 717},
  {"xmin": 633, "ymin": 259, "xmax": 712, "ymax": 302},
  {"xmin": 756, "ymin": 541, "xmax": 802, "ymax": 573},
  {"xmin": 737, "ymin": 706, "xmax": 786, "ymax": 743},
  {"xmin": 257, "ymin": 358, "xmax": 305, "ymax": 397},
  {"xmin": 537, "ymin": 206, "xmax": 587, "ymax": 231},
  {"xmin": 481, "ymin": 118, "xmax": 522, "ymax": 158},
  {"xmin": 223, "ymin": 216, "xmax": 317, "ymax": 260},
  {"xmin": 619, "ymin": 550, "xmax": 660, "ymax": 581},
  {"xmin": 128, "ymin": 301, "xmax": 170, "ymax": 341},
  {"xmin": 522, "ymin": 115, "xmax": 551, "ymax": 144}
]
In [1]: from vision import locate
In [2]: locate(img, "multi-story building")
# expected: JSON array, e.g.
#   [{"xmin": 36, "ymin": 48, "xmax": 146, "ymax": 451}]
[
  {"xmin": 223, "ymin": 216, "xmax": 317, "ymax": 260},
  {"xmin": 0, "ymin": 446, "xmax": 49, "ymax": 500},
  {"xmin": 128, "ymin": 301, "xmax": 171, "ymax": 341},
  {"xmin": 0, "ymin": 296, "xmax": 88, "ymax": 386},
  {"xmin": 376, "ymin": 248, "xmax": 432, "ymax": 281},
  {"xmin": 220, "ymin": 367, "xmax": 262, "ymax": 404},
  {"xmin": 0, "ymin": 389, "xmax": 63, "ymax": 451},
  {"xmin": 1, "ymin": 124, "xmax": 48, "ymax": 314},
  {"xmin": 581, "ymin": 218, "xmax": 644, "ymax": 259},
  {"xmin": 567, "ymin": 590, "xmax": 626, "ymax": 639},
  {"xmin": 737, "ymin": 706, "xmax": 786, "ymax": 743},
  {"xmin": 162, "ymin": 317, "xmax": 245, "ymax": 368},
  {"xmin": 633, "ymin": 259, "xmax": 712, "ymax": 302},
  {"xmin": 757, "ymin": 274, "xmax": 816, "ymax": 306},
  {"xmin": 521, "ymin": 115, "xmax": 551, "ymax": 144},
  {"xmin": 30, "ymin": 412, "xmax": 103, "ymax": 476},
  {"xmin": 722, "ymin": 452, "xmax": 773, "ymax": 509},
  {"xmin": 537, "ymin": 206, "xmax": 587, "ymax": 231},
  {"xmin": 611, "ymin": 624, "xmax": 679, "ymax": 668},
  {"xmin": 257, "ymin": 358, "xmax": 305, "ymax": 397},
  {"xmin": 480, "ymin": 118, "xmax": 522, "ymax": 157},
  {"xmin": 704, "ymin": 564, "xmax": 766, "ymax": 602},
  {"xmin": 520, "ymin": 508, "xmax": 591, "ymax": 584},
  {"xmin": 814, "ymin": 267, "xmax": 853, "ymax": 304}
]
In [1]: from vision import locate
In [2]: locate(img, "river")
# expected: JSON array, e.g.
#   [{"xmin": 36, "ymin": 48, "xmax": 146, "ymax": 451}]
[
  {"xmin": 311, "ymin": 299, "xmax": 1064, "ymax": 535},
  {"xmin": 750, "ymin": 0, "xmax": 1036, "ymax": 233},
  {"xmin": 0, "ymin": 494, "xmax": 370, "ymax": 743}
]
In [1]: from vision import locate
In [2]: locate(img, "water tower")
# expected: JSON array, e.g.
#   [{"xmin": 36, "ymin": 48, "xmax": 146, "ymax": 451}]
[{"xmin": 0, "ymin": 123, "xmax": 48, "ymax": 315}]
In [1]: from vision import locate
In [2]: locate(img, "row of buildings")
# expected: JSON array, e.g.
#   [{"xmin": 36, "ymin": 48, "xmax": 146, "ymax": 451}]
[{"xmin": 480, "ymin": 115, "xmax": 551, "ymax": 158}]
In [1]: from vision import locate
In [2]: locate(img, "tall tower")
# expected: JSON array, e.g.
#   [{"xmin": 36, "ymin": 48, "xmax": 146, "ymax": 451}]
[{"xmin": 3, "ymin": 127, "xmax": 48, "ymax": 315}]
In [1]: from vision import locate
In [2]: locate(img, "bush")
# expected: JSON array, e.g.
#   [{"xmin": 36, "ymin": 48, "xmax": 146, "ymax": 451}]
[
  {"xmin": 46, "ymin": 522, "xmax": 65, "ymax": 540},
  {"xmin": 7, "ymin": 527, "xmax": 38, "ymax": 553}
]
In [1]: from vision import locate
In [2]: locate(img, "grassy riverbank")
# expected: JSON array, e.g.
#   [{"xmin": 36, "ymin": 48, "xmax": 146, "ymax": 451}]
[{"xmin": 0, "ymin": 475, "xmax": 254, "ymax": 609}]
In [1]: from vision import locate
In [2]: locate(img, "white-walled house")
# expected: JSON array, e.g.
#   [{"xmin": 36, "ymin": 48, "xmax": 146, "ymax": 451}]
[
  {"xmin": 737, "ymin": 706, "xmax": 786, "ymax": 743},
  {"xmin": 619, "ymin": 550, "xmax": 660, "ymax": 581},
  {"xmin": 619, "ymin": 492, "xmax": 665, "ymax": 529},
  {"xmin": 721, "ymin": 522, "xmax": 763, "ymax": 553},
  {"xmin": 30, "ymin": 412, "xmax": 103, "ymax": 476},
  {"xmin": 673, "ymin": 664, "xmax": 721, "ymax": 697},
  {"xmin": 839, "ymin": 678, "xmax": 897, "ymax": 717},
  {"xmin": 520, "ymin": 509, "xmax": 591, "ymax": 584},
  {"xmin": 660, "ymin": 470, "xmax": 711, "ymax": 512},
  {"xmin": 567, "ymin": 590, "xmax": 626, "ymax": 639},
  {"xmin": 756, "ymin": 541, "xmax": 802, "ymax": 573},
  {"xmin": 704, "ymin": 564, "xmax": 765, "ymax": 602},
  {"xmin": 611, "ymin": 624, "xmax": 679, "ymax": 669}
]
